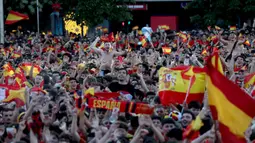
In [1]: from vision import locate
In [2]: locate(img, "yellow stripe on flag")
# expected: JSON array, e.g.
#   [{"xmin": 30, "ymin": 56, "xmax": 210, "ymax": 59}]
[{"xmin": 207, "ymin": 76, "xmax": 252, "ymax": 137}]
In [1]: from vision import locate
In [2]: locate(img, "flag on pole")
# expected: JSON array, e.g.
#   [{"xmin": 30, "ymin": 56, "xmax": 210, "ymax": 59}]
[
  {"xmin": 5, "ymin": 11, "xmax": 29, "ymax": 25},
  {"xmin": 206, "ymin": 54, "xmax": 255, "ymax": 143},
  {"xmin": 162, "ymin": 47, "xmax": 171, "ymax": 55},
  {"xmin": 158, "ymin": 66, "xmax": 205, "ymax": 105},
  {"xmin": 20, "ymin": 63, "xmax": 41, "ymax": 78},
  {"xmin": 3, "ymin": 63, "xmax": 15, "ymax": 77},
  {"xmin": 0, "ymin": 84, "xmax": 26, "ymax": 107},
  {"xmin": 230, "ymin": 26, "xmax": 237, "ymax": 31}
]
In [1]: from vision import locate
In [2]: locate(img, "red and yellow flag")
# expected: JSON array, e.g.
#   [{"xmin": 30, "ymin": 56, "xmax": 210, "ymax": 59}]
[
  {"xmin": 162, "ymin": 47, "xmax": 171, "ymax": 55},
  {"xmin": 158, "ymin": 66, "xmax": 205, "ymax": 105},
  {"xmin": 244, "ymin": 40, "xmax": 251, "ymax": 47},
  {"xmin": 5, "ymin": 11, "xmax": 29, "ymax": 25},
  {"xmin": 230, "ymin": 26, "xmax": 237, "ymax": 31},
  {"xmin": 215, "ymin": 25, "xmax": 221, "ymax": 30},
  {"xmin": 140, "ymin": 36, "xmax": 147, "ymax": 48},
  {"xmin": 244, "ymin": 73, "xmax": 255, "ymax": 88},
  {"xmin": 3, "ymin": 63, "xmax": 15, "ymax": 77},
  {"xmin": 20, "ymin": 63, "xmax": 41, "ymax": 78},
  {"xmin": 115, "ymin": 32, "xmax": 120, "ymax": 42},
  {"xmin": 201, "ymin": 49, "xmax": 207, "ymax": 55},
  {"xmin": 183, "ymin": 115, "xmax": 203, "ymax": 140},
  {"xmin": 0, "ymin": 84, "xmax": 26, "ymax": 107},
  {"xmin": 206, "ymin": 54, "xmax": 255, "ymax": 143},
  {"xmin": 132, "ymin": 26, "xmax": 139, "ymax": 31},
  {"xmin": 11, "ymin": 52, "xmax": 21, "ymax": 59},
  {"xmin": 159, "ymin": 25, "xmax": 170, "ymax": 31}
]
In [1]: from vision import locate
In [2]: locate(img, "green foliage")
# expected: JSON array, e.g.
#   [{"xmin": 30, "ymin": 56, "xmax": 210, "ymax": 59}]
[
  {"xmin": 4, "ymin": 0, "xmax": 53, "ymax": 15},
  {"xmin": 186, "ymin": 0, "xmax": 255, "ymax": 28},
  {"xmin": 61, "ymin": 0, "xmax": 134, "ymax": 27},
  {"xmin": 4, "ymin": 0, "xmax": 133, "ymax": 27}
]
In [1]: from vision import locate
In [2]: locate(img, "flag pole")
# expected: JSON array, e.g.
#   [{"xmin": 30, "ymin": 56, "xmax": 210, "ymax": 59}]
[
  {"xmin": 36, "ymin": 0, "xmax": 40, "ymax": 35},
  {"xmin": 181, "ymin": 76, "xmax": 194, "ymax": 114},
  {"xmin": 0, "ymin": 0, "xmax": 4, "ymax": 43}
]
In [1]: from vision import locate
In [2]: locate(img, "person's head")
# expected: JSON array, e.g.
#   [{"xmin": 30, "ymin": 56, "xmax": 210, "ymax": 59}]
[
  {"xmin": 235, "ymin": 56, "xmax": 245, "ymax": 67},
  {"xmin": 97, "ymin": 108, "xmax": 107, "ymax": 119},
  {"xmin": 52, "ymin": 71, "xmax": 61, "ymax": 82},
  {"xmin": 154, "ymin": 106, "xmax": 164, "ymax": 118},
  {"xmin": 181, "ymin": 110, "xmax": 195, "ymax": 128},
  {"xmin": 69, "ymin": 78, "xmax": 78, "ymax": 90},
  {"xmin": 113, "ymin": 123, "xmax": 128, "ymax": 141},
  {"xmin": 161, "ymin": 118, "xmax": 176, "ymax": 133},
  {"xmin": 117, "ymin": 68, "xmax": 128, "ymax": 82},
  {"xmin": 151, "ymin": 116, "xmax": 162, "ymax": 128},
  {"xmin": 2, "ymin": 108, "xmax": 14, "ymax": 124},
  {"xmin": 59, "ymin": 133, "xmax": 71, "ymax": 143},
  {"xmin": 35, "ymin": 74, "xmax": 43, "ymax": 86},
  {"xmin": 46, "ymin": 131, "xmax": 59, "ymax": 143},
  {"xmin": 188, "ymin": 101, "xmax": 201, "ymax": 116},
  {"xmin": 104, "ymin": 42, "xmax": 111, "ymax": 52},
  {"xmin": 102, "ymin": 119, "xmax": 112, "ymax": 129},
  {"xmin": 166, "ymin": 128, "xmax": 183, "ymax": 143},
  {"xmin": 63, "ymin": 53, "xmax": 72, "ymax": 63}
]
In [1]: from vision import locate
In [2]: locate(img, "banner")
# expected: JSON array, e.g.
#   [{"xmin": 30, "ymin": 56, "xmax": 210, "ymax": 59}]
[
  {"xmin": 158, "ymin": 66, "xmax": 205, "ymax": 105},
  {"xmin": 87, "ymin": 98, "xmax": 154, "ymax": 114}
]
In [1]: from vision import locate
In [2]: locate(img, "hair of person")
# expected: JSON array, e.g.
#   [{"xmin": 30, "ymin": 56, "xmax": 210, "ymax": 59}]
[
  {"xmin": 69, "ymin": 77, "xmax": 77, "ymax": 83},
  {"xmin": 151, "ymin": 115, "xmax": 162, "ymax": 121},
  {"xmin": 182, "ymin": 109, "xmax": 196, "ymax": 120},
  {"xmin": 161, "ymin": 118, "xmax": 176, "ymax": 126},
  {"xmin": 166, "ymin": 128, "xmax": 183, "ymax": 141},
  {"xmin": 188, "ymin": 101, "xmax": 201, "ymax": 110}
]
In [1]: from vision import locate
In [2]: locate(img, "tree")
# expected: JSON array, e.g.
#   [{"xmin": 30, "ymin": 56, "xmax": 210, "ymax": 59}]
[
  {"xmin": 186, "ymin": 0, "xmax": 255, "ymax": 28},
  {"xmin": 4, "ymin": 0, "xmax": 53, "ymax": 14},
  {"xmin": 61, "ymin": 0, "xmax": 134, "ymax": 27}
]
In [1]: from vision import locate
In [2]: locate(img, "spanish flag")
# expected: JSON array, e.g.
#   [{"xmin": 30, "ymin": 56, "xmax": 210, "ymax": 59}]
[
  {"xmin": 115, "ymin": 32, "xmax": 120, "ymax": 42},
  {"xmin": 0, "ymin": 85, "xmax": 26, "ymax": 107},
  {"xmin": 201, "ymin": 49, "xmax": 207, "ymax": 55},
  {"xmin": 183, "ymin": 115, "xmax": 203, "ymax": 140},
  {"xmin": 11, "ymin": 52, "xmax": 22, "ymax": 59},
  {"xmin": 215, "ymin": 25, "xmax": 221, "ymax": 30},
  {"xmin": 244, "ymin": 73, "xmax": 255, "ymax": 88},
  {"xmin": 20, "ymin": 63, "xmax": 41, "ymax": 78},
  {"xmin": 230, "ymin": 26, "xmax": 237, "ymax": 31},
  {"xmin": 132, "ymin": 26, "xmax": 139, "ymax": 31},
  {"xmin": 206, "ymin": 54, "xmax": 255, "ymax": 143},
  {"xmin": 5, "ymin": 11, "xmax": 29, "ymax": 25},
  {"xmin": 244, "ymin": 40, "xmax": 251, "ymax": 47},
  {"xmin": 102, "ymin": 28, "xmax": 108, "ymax": 33},
  {"xmin": 162, "ymin": 47, "xmax": 171, "ymax": 55},
  {"xmin": 158, "ymin": 66, "xmax": 205, "ymax": 105},
  {"xmin": 140, "ymin": 36, "xmax": 147, "ymax": 48},
  {"xmin": 159, "ymin": 25, "xmax": 170, "ymax": 31},
  {"xmin": 3, "ymin": 63, "xmax": 15, "ymax": 77}
]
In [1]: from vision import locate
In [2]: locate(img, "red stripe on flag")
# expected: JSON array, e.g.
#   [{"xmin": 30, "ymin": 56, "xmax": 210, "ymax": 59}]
[
  {"xmin": 219, "ymin": 122, "xmax": 246, "ymax": 143},
  {"xmin": 158, "ymin": 90, "xmax": 204, "ymax": 105},
  {"xmin": 207, "ymin": 64, "xmax": 255, "ymax": 117}
]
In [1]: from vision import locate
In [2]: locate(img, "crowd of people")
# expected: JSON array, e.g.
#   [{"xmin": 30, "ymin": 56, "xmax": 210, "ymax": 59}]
[{"xmin": 0, "ymin": 24, "xmax": 255, "ymax": 143}]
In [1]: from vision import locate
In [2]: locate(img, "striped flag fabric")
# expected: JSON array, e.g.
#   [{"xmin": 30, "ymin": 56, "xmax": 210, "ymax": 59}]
[
  {"xmin": 162, "ymin": 47, "xmax": 171, "ymax": 55},
  {"xmin": 140, "ymin": 36, "xmax": 147, "ymax": 48},
  {"xmin": 0, "ymin": 84, "xmax": 26, "ymax": 107},
  {"xmin": 230, "ymin": 26, "xmax": 237, "ymax": 31},
  {"xmin": 11, "ymin": 52, "xmax": 22, "ymax": 59},
  {"xmin": 159, "ymin": 25, "xmax": 170, "ymax": 31},
  {"xmin": 244, "ymin": 40, "xmax": 251, "ymax": 47},
  {"xmin": 20, "ymin": 63, "xmax": 41, "ymax": 78},
  {"xmin": 5, "ymin": 11, "xmax": 29, "ymax": 25},
  {"xmin": 206, "ymin": 54, "xmax": 255, "ymax": 143},
  {"xmin": 244, "ymin": 73, "xmax": 255, "ymax": 88},
  {"xmin": 158, "ymin": 66, "xmax": 205, "ymax": 105},
  {"xmin": 2, "ymin": 63, "xmax": 15, "ymax": 77}
]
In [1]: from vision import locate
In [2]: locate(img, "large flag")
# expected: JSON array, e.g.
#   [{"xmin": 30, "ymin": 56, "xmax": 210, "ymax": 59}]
[
  {"xmin": 20, "ymin": 63, "xmax": 41, "ymax": 78},
  {"xmin": 3, "ymin": 63, "xmax": 15, "ymax": 77},
  {"xmin": 5, "ymin": 11, "xmax": 29, "ymax": 25},
  {"xmin": 162, "ymin": 47, "xmax": 171, "ymax": 55},
  {"xmin": 244, "ymin": 73, "xmax": 255, "ymax": 88},
  {"xmin": 206, "ymin": 54, "xmax": 255, "ymax": 143},
  {"xmin": 0, "ymin": 84, "xmax": 26, "ymax": 107},
  {"xmin": 158, "ymin": 66, "xmax": 205, "ymax": 105}
]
